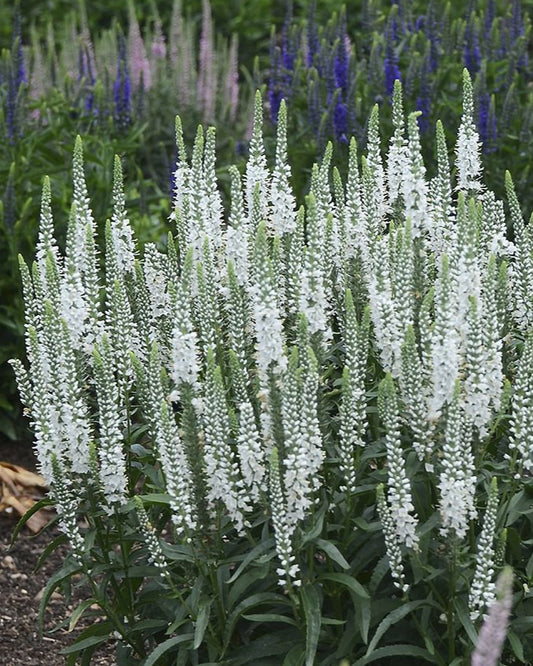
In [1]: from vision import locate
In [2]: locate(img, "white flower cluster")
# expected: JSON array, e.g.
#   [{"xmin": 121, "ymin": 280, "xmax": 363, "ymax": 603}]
[
  {"xmin": 134, "ymin": 497, "xmax": 168, "ymax": 571},
  {"xmin": 438, "ymin": 382, "xmax": 476, "ymax": 539},
  {"xmin": 282, "ymin": 343, "xmax": 324, "ymax": 530},
  {"xmin": 378, "ymin": 374, "xmax": 419, "ymax": 551},
  {"xmin": 269, "ymin": 448, "xmax": 301, "ymax": 587},
  {"xmin": 469, "ymin": 478, "xmax": 499, "ymax": 619},
  {"xmin": 509, "ymin": 333, "xmax": 533, "ymax": 469},
  {"xmin": 14, "ymin": 71, "xmax": 533, "ymax": 593},
  {"xmin": 376, "ymin": 483, "xmax": 408, "ymax": 593}
]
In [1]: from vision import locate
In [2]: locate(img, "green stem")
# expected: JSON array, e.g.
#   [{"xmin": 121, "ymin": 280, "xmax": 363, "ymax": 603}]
[{"xmin": 82, "ymin": 561, "xmax": 146, "ymax": 657}]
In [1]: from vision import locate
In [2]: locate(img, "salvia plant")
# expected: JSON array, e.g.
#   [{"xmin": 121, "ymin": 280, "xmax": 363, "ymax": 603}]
[
  {"xmin": 0, "ymin": 0, "xmax": 247, "ymax": 209},
  {"xmin": 2, "ymin": 0, "xmax": 242, "ymax": 135},
  {"xmin": 0, "ymin": 0, "xmax": 250, "ymax": 442},
  {"xmin": 12, "ymin": 71, "xmax": 533, "ymax": 664},
  {"xmin": 265, "ymin": 0, "xmax": 533, "ymax": 209}
]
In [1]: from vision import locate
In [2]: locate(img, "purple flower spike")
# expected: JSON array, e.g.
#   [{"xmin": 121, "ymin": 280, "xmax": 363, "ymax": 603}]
[
  {"xmin": 485, "ymin": 0, "xmax": 496, "ymax": 38},
  {"xmin": 384, "ymin": 18, "xmax": 401, "ymax": 96},
  {"xmin": 333, "ymin": 99, "xmax": 348, "ymax": 144},
  {"xmin": 334, "ymin": 9, "xmax": 349, "ymax": 94},
  {"xmin": 114, "ymin": 31, "xmax": 131, "ymax": 129},
  {"xmin": 268, "ymin": 42, "xmax": 283, "ymax": 125},
  {"xmin": 464, "ymin": 16, "xmax": 481, "ymax": 74},
  {"xmin": 307, "ymin": 0, "xmax": 319, "ymax": 68},
  {"xmin": 12, "ymin": 9, "xmax": 26, "ymax": 90},
  {"xmin": 511, "ymin": 0, "xmax": 524, "ymax": 41}
]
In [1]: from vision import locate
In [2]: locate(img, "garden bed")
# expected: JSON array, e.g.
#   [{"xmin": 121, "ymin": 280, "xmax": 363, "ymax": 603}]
[{"xmin": 0, "ymin": 439, "xmax": 115, "ymax": 665}]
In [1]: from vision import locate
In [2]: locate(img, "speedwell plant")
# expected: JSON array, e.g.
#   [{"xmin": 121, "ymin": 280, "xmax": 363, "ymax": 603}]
[{"xmin": 12, "ymin": 70, "xmax": 533, "ymax": 665}]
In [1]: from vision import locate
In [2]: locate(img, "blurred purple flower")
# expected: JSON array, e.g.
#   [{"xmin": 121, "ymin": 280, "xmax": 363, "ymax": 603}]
[
  {"xmin": 306, "ymin": 0, "xmax": 320, "ymax": 68},
  {"xmin": 333, "ymin": 99, "xmax": 348, "ymax": 144},
  {"xmin": 128, "ymin": 3, "xmax": 151, "ymax": 90},
  {"xmin": 424, "ymin": 1, "xmax": 441, "ymax": 72},
  {"xmin": 78, "ymin": 43, "xmax": 97, "ymax": 115},
  {"xmin": 478, "ymin": 92, "xmax": 490, "ymax": 145},
  {"xmin": 197, "ymin": 0, "xmax": 215, "ymax": 122},
  {"xmin": 478, "ymin": 92, "xmax": 498, "ymax": 154},
  {"xmin": 307, "ymin": 72, "xmax": 321, "ymax": 136},
  {"xmin": 224, "ymin": 34, "xmax": 239, "ymax": 123},
  {"xmin": 334, "ymin": 12, "xmax": 349, "ymax": 94},
  {"xmin": 11, "ymin": 9, "xmax": 26, "ymax": 89},
  {"xmin": 484, "ymin": 0, "xmax": 495, "ymax": 38},
  {"xmin": 235, "ymin": 140, "xmax": 249, "ymax": 158},
  {"xmin": 151, "ymin": 18, "xmax": 167, "ymax": 59},
  {"xmin": 269, "ymin": 87, "xmax": 284, "ymax": 125},
  {"xmin": 464, "ymin": 16, "xmax": 481, "ymax": 74},
  {"xmin": 5, "ymin": 8, "xmax": 26, "ymax": 142},
  {"xmin": 114, "ymin": 31, "xmax": 131, "ymax": 129},
  {"xmin": 415, "ymin": 15, "xmax": 426, "ymax": 32},
  {"xmin": 281, "ymin": 1, "xmax": 296, "ymax": 72},
  {"xmin": 384, "ymin": 19, "xmax": 401, "ymax": 96},
  {"xmin": 268, "ymin": 40, "xmax": 283, "ymax": 124},
  {"xmin": 510, "ymin": 0, "xmax": 524, "ymax": 41}
]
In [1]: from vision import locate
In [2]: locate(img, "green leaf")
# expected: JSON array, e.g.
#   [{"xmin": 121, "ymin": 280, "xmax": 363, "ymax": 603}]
[
  {"xmin": 454, "ymin": 597, "xmax": 478, "ymax": 647},
  {"xmin": 526, "ymin": 550, "xmax": 533, "ymax": 581},
  {"xmin": 282, "ymin": 644, "xmax": 305, "ymax": 666},
  {"xmin": 314, "ymin": 538, "xmax": 350, "ymax": 569},
  {"xmin": 61, "ymin": 634, "xmax": 110, "ymax": 655},
  {"xmin": 319, "ymin": 572, "xmax": 370, "ymax": 599},
  {"xmin": 321, "ymin": 617, "xmax": 346, "ymax": 625},
  {"xmin": 508, "ymin": 630, "xmax": 526, "ymax": 663},
  {"xmin": 300, "ymin": 583, "xmax": 322, "ymax": 666},
  {"xmin": 224, "ymin": 592, "xmax": 290, "ymax": 648},
  {"xmin": 226, "ymin": 537, "xmax": 275, "ymax": 583},
  {"xmin": 128, "ymin": 619, "xmax": 169, "ymax": 635},
  {"xmin": 242, "ymin": 613, "xmax": 298, "ymax": 626},
  {"xmin": 34, "ymin": 532, "xmax": 68, "ymax": 572},
  {"xmin": 193, "ymin": 599, "xmax": 212, "ymax": 649},
  {"xmin": 368, "ymin": 555, "xmax": 390, "ymax": 594},
  {"xmin": 353, "ymin": 644, "xmax": 439, "ymax": 665},
  {"xmin": 10, "ymin": 497, "xmax": 55, "ymax": 544},
  {"xmin": 356, "ymin": 596, "xmax": 371, "ymax": 644},
  {"xmin": 138, "ymin": 492, "xmax": 173, "ymax": 504},
  {"xmin": 229, "ymin": 629, "xmax": 302, "ymax": 665},
  {"xmin": 160, "ymin": 541, "xmax": 197, "ymax": 563},
  {"xmin": 365, "ymin": 600, "xmax": 429, "ymax": 656},
  {"xmin": 300, "ymin": 502, "xmax": 327, "ymax": 545},
  {"xmin": 504, "ymin": 490, "xmax": 527, "ymax": 526},
  {"xmin": 68, "ymin": 598, "xmax": 99, "ymax": 632},
  {"xmin": 142, "ymin": 633, "xmax": 195, "ymax": 666},
  {"xmin": 418, "ymin": 512, "xmax": 440, "ymax": 537},
  {"xmin": 227, "ymin": 563, "xmax": 271, "ymax": 612},
  {"xmin": 61, "ymin": 621, "xmax": 113, "ymax": 662},
  {"xmin": 38, "ymin": 560, "xmax": 83, "ymax": 633}
]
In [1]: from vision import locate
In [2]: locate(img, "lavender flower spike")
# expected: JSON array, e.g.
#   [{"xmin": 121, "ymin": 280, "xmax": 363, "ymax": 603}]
[
  {"xmin": 197, "ymin": 0, "xmax": 215, "ymax": 123},
  {"xmin": 128, "ymin": 0, "xmax": 151, "ymax": 90},
  {"xmin": 472, "ymin": 567, "xmax": 513, "ymax": 666}
]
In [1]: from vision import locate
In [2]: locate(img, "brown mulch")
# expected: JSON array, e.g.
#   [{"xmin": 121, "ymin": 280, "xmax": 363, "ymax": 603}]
[{"xmin": 0, "ymin": 439, "xmax": 116, "ymax": 666}]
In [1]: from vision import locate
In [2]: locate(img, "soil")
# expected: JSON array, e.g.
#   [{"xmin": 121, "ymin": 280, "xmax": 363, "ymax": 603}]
[{"xmin": 0, "ymin": 438, "xmax": 116, "ymax": 665}]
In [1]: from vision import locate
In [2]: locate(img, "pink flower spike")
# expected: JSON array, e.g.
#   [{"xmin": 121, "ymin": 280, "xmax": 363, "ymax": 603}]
[
  {"xmin": 197, "ymin": 0, "xmax": 215, "ymax": 122},
  {"xmin": 224, "ymin": 34, "xmax": 239, "ymax": 122},
  {"xmin": 472, "ymin": 567, "xmax": 513, "ymax": 666},
  {"xmin": 151, "ymin": 18, "xmax": 166, "ymax": 60},
  {"xmin": 128, "ymin": 2, "xmax": 151, "ymax": 90}
]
